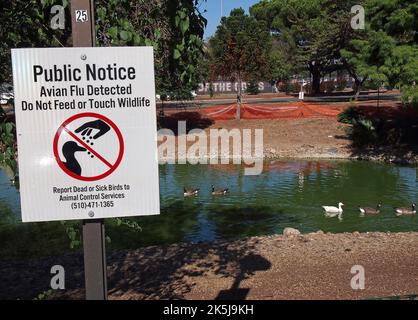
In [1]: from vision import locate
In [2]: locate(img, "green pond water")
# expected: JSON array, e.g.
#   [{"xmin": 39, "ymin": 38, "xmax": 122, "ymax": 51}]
[{"xmin": 0, "ymin": 160, "xmax": 416, "ymax": 260}]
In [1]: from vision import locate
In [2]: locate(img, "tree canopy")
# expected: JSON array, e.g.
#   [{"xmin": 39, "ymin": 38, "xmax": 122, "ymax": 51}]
[
  {"xmin": 250, "ymin": 0, "xmax": 359, "ymax": 94},
  {"xmin": 367, "ymin": 0, "xmax": 417, "ymax": 45},
  {"xmin": 95, "ymin": 0, "xmax": 207, "ymax": 99},
  {"xmin": 250, "ymin": 0, "xmax": 418, "ymax": 104},
  {"xmin": 209, "ymin": 8, "xmax": 271, "ymax": 82},
  {"xmin": 208, "ymin": 8, "xmax": 272, "ymax": 118},
  {"xmin": 0, "ymin": 0, "xmax": 71, "ymax": 84},
  {"xmin": 343, "ymin": 0, "xmax": 418, "ymax": 103},
  {"xmin": 0, "ymin": 0, "xmax": 207, "ymax": 99}
]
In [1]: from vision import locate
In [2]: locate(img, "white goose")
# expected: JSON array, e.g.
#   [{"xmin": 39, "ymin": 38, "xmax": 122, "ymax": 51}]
[{"xmin": 322, "ymin": 202, "xmax": 344, "ymax": 220}]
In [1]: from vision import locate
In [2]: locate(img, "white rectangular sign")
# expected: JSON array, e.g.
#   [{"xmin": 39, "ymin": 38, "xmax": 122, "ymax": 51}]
[{"xmin": 12, "ymin": 47, "xmax": 160, "ymax": 222}]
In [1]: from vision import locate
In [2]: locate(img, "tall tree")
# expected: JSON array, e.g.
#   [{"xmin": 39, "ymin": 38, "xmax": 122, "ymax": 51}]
[
  {"xmin": 250, "ymin": 0, "xmax": 370, "ymax": 94},
  {"xmin": 0, "ymin": 0, "xmax": 71, "ymax": 84},
  {"xmin": 251, "ymin": 0, "xmax": 358, "ymax": 94},
  {"xmin": 341, "ymin": 0, "xmax": 418, "ymax": 105},
  {"xmin": 95, "ymin": 0, "xmax": 207, "ymax": 100},
  {"xmin": 269, "ymin": 48, "xmax": 292, "ymax": 85},
  {"xmin": 368, "ymin": 0, "xmax": 418, "ymax": 106},
  {"xmin": 209, "ymin": 8, "xmax": 271, "ymax": 119},
  {"xmin": 0, "ymin": 0, "xmax": 207, "ymax": 100},
  {"xmin": 341, "ymin": 31, "xmax": 396, "ymax": 99},
  {"xmin": 367, "ymin": 0, "xmax": 417, "ymax": 46}
]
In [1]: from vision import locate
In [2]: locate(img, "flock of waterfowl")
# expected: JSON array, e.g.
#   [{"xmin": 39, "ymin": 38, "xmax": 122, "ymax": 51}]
[
  {"xmin": 184, "ymin": 187, "xmax": 416, "ymax": 220},
  {"xmin": 322, "ymin": 202, "xmax": 416, "ymax": 220},
  {"xmin": 183, "ymin": 186, "xmax": 229, "ymax": 197}
]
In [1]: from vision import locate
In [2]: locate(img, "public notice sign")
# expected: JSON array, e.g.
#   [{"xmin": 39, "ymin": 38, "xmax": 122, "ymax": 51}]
[{"xmin": 12, "ymin": 47, "xmax": 160, "ymax": 222}]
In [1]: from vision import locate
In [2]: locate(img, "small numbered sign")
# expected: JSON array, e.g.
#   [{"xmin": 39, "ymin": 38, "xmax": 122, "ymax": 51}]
[{"xmin": 75, "ymin": 10, "xmax": 88, "ymax": 22}]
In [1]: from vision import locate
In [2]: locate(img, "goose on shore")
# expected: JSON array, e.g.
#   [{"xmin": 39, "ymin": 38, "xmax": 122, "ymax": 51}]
[
  {"xmin": 395, "ymin": 203, "xmax": 416, "ymax": 216},
  {"xmin": 211, "ymin": 185, "xmax": 229, "ymax": 196},
  {"xmin": 359, "ymin": 204, "xmax": 382, "ymax": 216},
  {"xmin": 183, "ymin": 187, "xmax": 199, "ymax": 197}
]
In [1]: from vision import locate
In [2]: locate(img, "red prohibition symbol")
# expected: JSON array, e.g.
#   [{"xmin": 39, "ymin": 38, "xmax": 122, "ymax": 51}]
[{"xmin": 53, "ymin": 113, "xmax": 124, "ymax": 181}]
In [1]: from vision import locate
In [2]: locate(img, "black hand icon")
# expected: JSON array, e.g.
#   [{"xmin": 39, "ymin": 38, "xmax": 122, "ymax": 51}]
[{"xmin": 75, "ymin": 120, "xmax": 111, "ymax": 140}]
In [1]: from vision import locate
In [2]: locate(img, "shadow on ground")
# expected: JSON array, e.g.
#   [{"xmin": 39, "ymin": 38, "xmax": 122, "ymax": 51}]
[
  {"xmin": 0, "ymin": 237, "xmax": 272, "ymax": 300},
  {"xmin": 0, "ymin": 203, "xmax": 284, "ymax": 300},
  {"xmin": 105, "ymin": 238, "xmax": 271, "ymax": 300},
  {"xmin": 215, "ymin": 253, "xmax": 271, "ymax": 300},
  {"xmin": 158, "ymin": 112, "xmax": 214, "ymax": 135}
]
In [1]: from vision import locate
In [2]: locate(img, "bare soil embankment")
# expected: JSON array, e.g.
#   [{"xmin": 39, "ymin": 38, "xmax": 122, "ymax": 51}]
[
  {"xmin": 159, "ymin": 100, "xmax": 418, "ymax": 165},
  {"xmin": 1, "ymin": 231, "xmax": 418, "ymax": 300}
]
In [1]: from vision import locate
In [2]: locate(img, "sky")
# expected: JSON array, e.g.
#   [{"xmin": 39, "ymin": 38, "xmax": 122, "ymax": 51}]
[{"xmin": 199, "ymin": 0, "xmax": 260, "ymax": 39}]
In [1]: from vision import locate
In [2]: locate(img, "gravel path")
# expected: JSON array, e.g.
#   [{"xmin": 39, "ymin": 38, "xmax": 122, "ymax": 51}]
[{"xmin": 1, "ymin": 231, "xmax": 417, "ymax": 300}]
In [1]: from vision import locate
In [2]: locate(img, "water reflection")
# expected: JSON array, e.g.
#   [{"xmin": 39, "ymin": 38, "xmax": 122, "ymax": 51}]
[{"xmin": 206, "ymin": 205, "xmax": 298, "ymax": 240}]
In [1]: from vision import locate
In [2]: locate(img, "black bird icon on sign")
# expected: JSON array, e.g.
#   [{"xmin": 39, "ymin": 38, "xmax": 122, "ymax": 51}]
[{"xmin": 62, "ymin": 141, "xmax": 86, "ymax": 176}]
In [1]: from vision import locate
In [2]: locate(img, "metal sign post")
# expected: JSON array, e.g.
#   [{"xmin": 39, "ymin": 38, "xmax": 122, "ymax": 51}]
[
  {"xmin": 82, "ymin": 218, "xmax": 107, "ymax": 300},
  {"xmin": 70, "ymin": 0, "xmax": 107, "ymax": 300}
]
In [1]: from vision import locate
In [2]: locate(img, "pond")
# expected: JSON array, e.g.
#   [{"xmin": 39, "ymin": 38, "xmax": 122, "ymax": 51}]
[{"xmin": 0, "ymin": 160, "xmax": 416, "ymax": 260}]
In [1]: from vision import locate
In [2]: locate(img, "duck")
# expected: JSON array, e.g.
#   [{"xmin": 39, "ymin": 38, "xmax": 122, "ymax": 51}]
[
  {"xmin": 322, "ymin": 202, "xmax": 344, "ymax": 214},
  {"xmin": 211, "ymin": 185, "xmax": 229, "ymax": 196},
  {"xmin": 183, "ymin": 187, "xmax": 199, "ymax": 197},
  {"xmin": 62, "ymin": 141, "xmax": 86, "ymax": 176},
  {"xmin": 359, "ymin": 204, "xmax": 382, "ymax": 216},
  {"xmin": 395, "ymin": 203, "xmax": 416, "ymax": 216}
]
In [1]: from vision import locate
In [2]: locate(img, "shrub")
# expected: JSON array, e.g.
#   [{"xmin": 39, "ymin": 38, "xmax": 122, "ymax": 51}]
[
  {"xmin": 246, "ymin": 80, "xmax": 260, "ymax": 95},
  {"xmin": 0, "ymin": 115, "xmax": 17, "ymax": 175},
  {"xmin": 346, "ymin": 118, "xmax": 378, "ymax": 147},
  {"xmin": 292, "ymin": 82, "xmax": 302, "ymax": 93},
  {"xmin": 401, "ymin": 86, "xmax": 418, "ymax": 108},
  {"xmin": 338, "ymin": 105, "xmax": 360, "ymax": 124},
  {"xmin": 362, "ymin": 80, "xmax": 379, "ymax": 90},
  {"xmin": 320, "ymin": 81, "xmax": 336, "ymax": 93},
  {"xmin": 336, "ymin": 79, "xmax": 348, "ymax": 91},
  {"xmin": 278, "ymin": 81, "xmax": 300, "ymax": 94}
]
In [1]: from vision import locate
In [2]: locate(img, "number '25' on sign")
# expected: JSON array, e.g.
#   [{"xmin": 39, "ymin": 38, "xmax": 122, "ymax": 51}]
[{"xmin": 75, "ymin": 10, "xmax": 88, "ymax": 22}]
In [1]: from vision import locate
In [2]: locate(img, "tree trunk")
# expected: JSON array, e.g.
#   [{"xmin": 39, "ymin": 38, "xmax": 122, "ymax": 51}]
[
  {"xmin": 236, "ymin": 77, "xmax": 242, "ymax": 120},
  {"xmin": 353, "ymin": 78, "xmax": 363, "ymax": 101},
  {"xmin": 353, "ymin": 79, "xmax": 361, "ymax": 101},
  {"xmin": 311, "ymin": 67, "xmax": 321, "ymax": 95}
]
